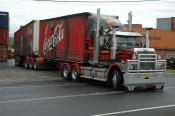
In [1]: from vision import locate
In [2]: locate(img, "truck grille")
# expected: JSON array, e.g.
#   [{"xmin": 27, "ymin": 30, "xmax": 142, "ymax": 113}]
[{"xmin": 138, "ymin": 54, "xmax": 157, "ymax": 70}]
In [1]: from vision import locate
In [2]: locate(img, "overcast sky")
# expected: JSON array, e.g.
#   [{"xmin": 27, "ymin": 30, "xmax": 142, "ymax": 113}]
[{"xmin": 0, "ymin": 0, "xmax": 175, "ymax": 36}]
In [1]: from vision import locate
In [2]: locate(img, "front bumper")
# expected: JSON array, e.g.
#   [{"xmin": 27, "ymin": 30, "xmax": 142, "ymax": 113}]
[{"xmin": 123, "ymin": 72, "xmax": 165, "ymax": 87}]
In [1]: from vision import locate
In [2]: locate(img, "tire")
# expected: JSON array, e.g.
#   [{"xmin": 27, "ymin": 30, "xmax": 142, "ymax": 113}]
[
  {"xmin": 34, "ymin": 61, "xmax": 39, "ymax": 70},
  {"xmin": 110, "ymin": 69, "xmax": 123, "ymax": 90},
  {"xmin": 29, "ymin": 62, "xmax": 34, "ymax": 70},
  {"xmin": 62, "ymin": 64, "xmax": 71, "ymax": 80},
  {"xmin": 24, "ymin": 62, "xmax": 29, "ymax": 69},
  {"xmin": 169, "ymin": 57, "xmax": 175, "ymax": 64},
  {"xmin": 71, "ymin": 66, "xmax": 80, "ymax": 82}
]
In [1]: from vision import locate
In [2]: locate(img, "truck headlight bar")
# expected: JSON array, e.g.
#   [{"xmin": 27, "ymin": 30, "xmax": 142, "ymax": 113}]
[{"xmin": 127, "ymin": 60, "xmax": 166, "ymax": 72}]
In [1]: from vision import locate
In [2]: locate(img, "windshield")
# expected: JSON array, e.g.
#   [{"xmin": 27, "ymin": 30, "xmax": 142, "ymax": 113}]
[{"xmin": 116, "ymin": 36, "xmax": 142, "ymax": 50}]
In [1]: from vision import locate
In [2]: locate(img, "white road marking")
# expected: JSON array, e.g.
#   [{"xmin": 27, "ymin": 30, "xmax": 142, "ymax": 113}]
[
  {"xmin": 165, "ymin": 86, "xmax": 175, "ymax": 89},
  {"xmin": 1, "ymin": 84, "xmax": 175, "ymax": 90},
  {"xmin": 91, "ymin": 104, "xmax": 175, "ymax": 116},
  {"xmin": 0, "ymin": 91, "xmax": 124, "ymax": 104},
  {"xmin": 0, "ymin": 83, "xmax": 85, "ymax": 89}
]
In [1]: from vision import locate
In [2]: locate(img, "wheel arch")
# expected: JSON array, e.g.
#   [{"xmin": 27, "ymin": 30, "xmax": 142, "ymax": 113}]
[
  {"xmin": 61, "ymin": 62, "xmax": 72, "ymax": 72},
  {"xmin": 107, "ymin": 63, "xmax": 125, "ymax": 83}
]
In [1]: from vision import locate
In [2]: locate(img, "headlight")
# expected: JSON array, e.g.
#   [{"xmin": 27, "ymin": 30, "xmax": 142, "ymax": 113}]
[
  {"xmin": 129, "ymin": 64, "xmax": 137, "ymax": 70},
  {"xmin": 132, "ymin": 54, "xmax": 136, "ymax": 60},
  {"xmin": 121, "ymin": 60, "xmax": 125, "ymax": 64},
  {"xmin": 157, "ymin": 63, "xmax": 165, "ymax": 70},
  {"xmin": 157, "ymin": 64, "xmax": 163, "ymax": 70}
]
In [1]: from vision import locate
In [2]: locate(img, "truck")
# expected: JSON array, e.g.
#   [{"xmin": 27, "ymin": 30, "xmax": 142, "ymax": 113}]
[
  {"xmin": 14, "ymin": 20, "xmax": 39, "ymax": 66},
  {"xmin": 14, "ymin": 9, "xmax": 166, "ymax": 91},
  {"xmin": 0, "ymin": 11, "xmax": 9, "ymax": 62},
  {"xmin": 166, "ymin": 54, "xmax": 175, "ymax": 69}
]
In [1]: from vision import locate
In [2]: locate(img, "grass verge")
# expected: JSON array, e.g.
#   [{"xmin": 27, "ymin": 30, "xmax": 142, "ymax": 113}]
[{"xmin": 167, "ymin": 69, "xmax": 175, "ymax": 73}]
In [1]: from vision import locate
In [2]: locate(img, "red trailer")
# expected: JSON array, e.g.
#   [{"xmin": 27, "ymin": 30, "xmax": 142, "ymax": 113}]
[
  {"xmin": 31, "ymin": 12, "xmax": 122, "ymax": 69},
  {"xmin": 15, "ymin": 11, "xmax": 166, "ymax": 91},
  {"xmin": 0, "ymin": 11, "xmax": 9, "ymax": 62},
  {"xmin": 39, "ymin": 13, "xmax": 89, "ymax": 62},
  {"xmin": 0, "ymin": 28, "xmax": 8, "ymax": 62},
  {"xmin": 14, "ymin": 20, "xmax": 40, "ymax": 66}
]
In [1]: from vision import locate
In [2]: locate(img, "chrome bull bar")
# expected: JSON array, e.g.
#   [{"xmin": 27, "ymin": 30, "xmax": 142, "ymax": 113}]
[
  {"xmin": 127, "ymin": 54, "xmax": 166, "ymax": 72},
  {"xmin": 124, "ymin": 54, "xmax": 166, "ymax": 91}
]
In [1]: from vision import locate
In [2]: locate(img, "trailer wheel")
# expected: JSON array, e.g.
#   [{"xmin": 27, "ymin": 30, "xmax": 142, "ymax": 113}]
[
  {"xmin": 71, "ymin": 66, "xmax": 80, "ymax": 82},
  {"xmin": 24, "ymin": 62, "xmax": 29, "ymax": 69},
  {"xmin": 29, "ymin": 62, "xmax": 34, "ymax": 70},
  {"xmin": 110, "ymin": 69, "xmax": 123, "ymax": 90},
  {"xmin": 62, "ymin": 64, "xmax": 71, "ymax": 80},
  {"xmin": 169, "ymin": 57, "xmax": 175, "ymax": 64},
  {"xmin": 34, "ymin": 62, "xmax": 39, "ymax": 70}
]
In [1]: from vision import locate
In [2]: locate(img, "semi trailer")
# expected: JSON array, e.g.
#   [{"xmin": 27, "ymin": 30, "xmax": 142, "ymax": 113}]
[
  {"xmin": 14, "ymin": 20, "xmax": 39, "ymax": 66},
  {"xmin": 14, "ymin": 9, "xmax": 166, "ymax": 91},
  {"xmin": 0, "ymin": 11, "xmax": 9, "ymax": 62}
]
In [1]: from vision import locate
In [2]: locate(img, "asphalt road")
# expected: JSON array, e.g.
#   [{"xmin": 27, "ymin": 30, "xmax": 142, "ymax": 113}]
[{"xmin": 0, "ymin": 60, "xmax": 175, "ymax": 116}]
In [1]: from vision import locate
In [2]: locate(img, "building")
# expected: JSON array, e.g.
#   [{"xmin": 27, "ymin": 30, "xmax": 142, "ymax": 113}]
[{"xmin": 157, "ymin": 17, "xmax": 175, "ymax": 31}]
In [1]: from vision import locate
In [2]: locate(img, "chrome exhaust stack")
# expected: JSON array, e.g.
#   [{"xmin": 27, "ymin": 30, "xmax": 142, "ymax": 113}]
[{"xmin": 93, "ymin": 8, "xmax": 100, "ymax": 64}]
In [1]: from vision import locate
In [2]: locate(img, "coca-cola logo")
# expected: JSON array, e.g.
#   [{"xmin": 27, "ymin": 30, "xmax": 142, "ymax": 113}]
[{"xmin": 43, "ymin": 20, "xmax": 64, "ymax": 53}]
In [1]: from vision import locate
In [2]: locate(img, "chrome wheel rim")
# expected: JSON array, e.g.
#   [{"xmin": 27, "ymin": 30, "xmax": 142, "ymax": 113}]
[
  {"xmin": 29, "ymin": 63, "xmax": 32, "ymax": 69},
  {"xmin": 24, "ymin": 63, "xmax": 28, "ymax": 68},
  {"xmin": 170, "ymin": 59, "xmax": 175, "ymax": 64},
  {"xmin": 72, "ymin": 69, "xmax": 77, "ymax": 80},
  {"xmin": 34, "ymin": 63, "xmax": 37, "ymax": 70},
  {"xmin": 112, "ymin": 74, "xmax": 117, "ymax": 89},
  {"xmin": 63, "ymin": 66, "xmax": 68, "ymax": 78}
]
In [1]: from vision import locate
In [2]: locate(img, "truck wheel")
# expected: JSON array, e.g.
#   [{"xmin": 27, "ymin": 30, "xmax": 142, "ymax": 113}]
[
  {"xmin": 34, "ymin": 62, "xmax": 39, "ymax": 70},
  {"xmin": 24, "ymin": 62, "xmax": 29, "ymax": 69},
  {"xmin": 29, "ymin": 62, "xmax": 33, "ymax": 70},
  {"xmin": 169, "ymin": 57, "xmax": 175, "ymax": 64},
  {"xmin": 111, "ymin": 70, "xmax": 123, "ymax": 90},
  {"xmin": 71, "ymin": 66, "xmax": 80, "ymax": 82},
  {"xmin": 62, "ymin": 64, "xmax": 71, "ymax": 80}
]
